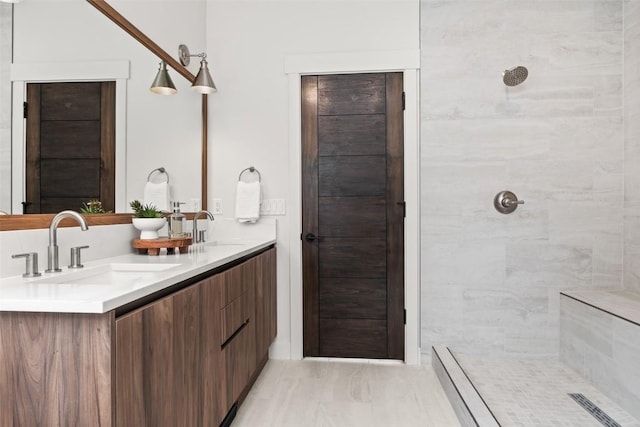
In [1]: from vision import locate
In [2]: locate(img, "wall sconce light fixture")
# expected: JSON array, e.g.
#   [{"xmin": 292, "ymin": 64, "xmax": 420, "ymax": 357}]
[
  {"xmin": 150, "ymin": 61, "xmax": 177, "ymax": 95},
  {"xmin": 178, "ymin": 44, "xmax": 217, "ymax": 94}
]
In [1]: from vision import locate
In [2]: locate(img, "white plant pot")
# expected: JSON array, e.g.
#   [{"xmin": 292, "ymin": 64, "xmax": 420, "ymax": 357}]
[{"xmin": 132, "ymin": 217, "xmax": 166, "ymax": 240}]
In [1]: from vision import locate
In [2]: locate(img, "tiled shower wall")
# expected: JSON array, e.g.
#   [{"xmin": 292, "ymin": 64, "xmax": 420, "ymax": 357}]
[
  {"xmin": 624, "ymin": 1, "xmax": 640, "ymax": 292},
  {"xmin": 420, "ymin": 0, "xmax": 625, "ymax": 360},
  {"xmin": 0, "ymin": 4, "xmax": 11, "ymax": 213}
]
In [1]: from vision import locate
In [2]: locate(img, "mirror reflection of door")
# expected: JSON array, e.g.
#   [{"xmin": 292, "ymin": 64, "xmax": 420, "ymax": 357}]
[{"xmin": 25, "ymin": 81, "xmax": 115, "ymax": 214}]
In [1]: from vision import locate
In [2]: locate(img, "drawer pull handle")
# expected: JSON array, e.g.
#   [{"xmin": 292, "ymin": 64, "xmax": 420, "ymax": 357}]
[{"xmin": 221, "ymin": 319, "xmax": 249, "ymax": 350}]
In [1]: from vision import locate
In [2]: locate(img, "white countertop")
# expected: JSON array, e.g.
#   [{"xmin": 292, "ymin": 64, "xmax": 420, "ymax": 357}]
[{"xmin": 0, "ymin": 237, "xmax": 275, "ymax": 314}]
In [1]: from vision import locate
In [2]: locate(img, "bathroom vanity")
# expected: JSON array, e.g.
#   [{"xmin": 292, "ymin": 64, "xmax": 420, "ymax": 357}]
[{"xmin": 0, "ymin": 238, "xmax": 276, "ymax": 426}]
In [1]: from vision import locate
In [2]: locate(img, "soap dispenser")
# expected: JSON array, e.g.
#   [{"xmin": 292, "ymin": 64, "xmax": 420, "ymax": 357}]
[{"xmin": 169, "ymin": 202, "xmax": 186, "ymax": 238}]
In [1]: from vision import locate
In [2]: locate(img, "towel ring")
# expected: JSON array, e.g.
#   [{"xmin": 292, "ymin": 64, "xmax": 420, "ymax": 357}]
[
  {"xmin": 238, "ymin": 166, "xmax": 261, "ymax": 182},
  {"xmin": 147, "ymin": 167, "xmax": 170, "ymax": 183}
]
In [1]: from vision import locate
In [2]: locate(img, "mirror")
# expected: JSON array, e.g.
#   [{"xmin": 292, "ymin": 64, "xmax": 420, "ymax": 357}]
[{"xmin": 0, "ymin": 0, "xmax": 208, "ymax": 227}]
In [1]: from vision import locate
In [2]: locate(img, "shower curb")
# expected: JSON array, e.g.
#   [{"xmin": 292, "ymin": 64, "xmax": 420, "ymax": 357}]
[{"xmin": 432, "ymin": 346, "xmax": 500, "ymax": 427}]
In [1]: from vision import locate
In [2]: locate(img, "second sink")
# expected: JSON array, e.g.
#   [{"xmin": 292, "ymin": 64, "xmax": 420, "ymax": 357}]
[{"xmin": 32, "ymin": 263, "xmax": 181, "ymax": 286}]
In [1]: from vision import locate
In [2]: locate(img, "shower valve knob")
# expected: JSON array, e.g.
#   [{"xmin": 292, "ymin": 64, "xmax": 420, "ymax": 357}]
[{"xmin": 494, "ymin": 191, "xmax": 524, "ymax": 214}]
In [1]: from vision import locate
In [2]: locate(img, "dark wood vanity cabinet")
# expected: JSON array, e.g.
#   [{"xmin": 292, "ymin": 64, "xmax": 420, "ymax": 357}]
[
  {"xmin": 114, "ymin": 282, "xmax": 206, "ymax": 426},
  {"xmin": 0, "ymin": 247, "xmax": 276, "ymax": 427},
  {"xmin": 255, "ymin": 248, "xmax": 277, "ymax": 360}
]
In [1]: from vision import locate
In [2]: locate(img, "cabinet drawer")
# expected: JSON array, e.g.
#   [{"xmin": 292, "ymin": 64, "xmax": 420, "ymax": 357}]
[
  {"xmin": 219, "ymin": 263, "xmax": 249, "ymax": 308},
  {"xmin": 220, "ymin": 295, "xmax": 249, "ymax": 345}
]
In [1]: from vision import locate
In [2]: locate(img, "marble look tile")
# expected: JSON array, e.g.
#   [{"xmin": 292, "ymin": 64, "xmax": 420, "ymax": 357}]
[
  {"xmin": 421, "ymin": 118, "xmax": 551, "ymax": 162},
  {"xmin": 505, "ymin": 1, "xmax": 595, "ymax": 34},
  {"xmin": 624, "ymin": 245, "xmax": 640, "ymax": 292},
  {"xmin": 626, "ymin": 0, "xmax": 640, "ymax": 297},
  {"xmin": 420, "ymin": 214, "xmax": 464, "ymax": 241},
  {"xmin": 544, "ymin": 160, "xmax": 594, "ymax": 202},
  {"xmin": 564, "ymin": 295, "xmax": 615, "ymax": 353},
  {"xmin": 549, "ymin": 116, "xmax": 623, "ymax": 163},
  {"xmin": 595, "ymin": 74, "xmax": 623, "ymax": 112},
  {"xmin": 595, "ymin": 318, "xmax": 640, "ymax": 420},
  {"xmin": 594, "ymin": 163, "xmax": 624, "ymax": 206},
  {"xmin": 506, "ymin": 242, "xmax": 592, "ymax": 286},
  {"xmin": 456, "ymin": 354, "xmax": 640, "ymax": 427},
  {"xmin": 561, "ymin": 290, "xmax": 640, "ymax": 417},
  {"xmin": 423, "ymin": 240, "xmax": 506, "ymax": 285},
  {"xmin": 548, "ymin": 202, "xmax": 621, "ymax": 247},
  {"xmin": 592, "ymin": 238, "xmax": 624, "ymax": 287},
  {"xmin": 420, "ymin": 0, "xmax": 624, "ymax": 360},
  {"xmin": 420, "ymin": 163, "xmax": 505, "ymax": 217},
  {"xmin": 595, "ymin": 1, "xmax": 623, "ymax": 32}
]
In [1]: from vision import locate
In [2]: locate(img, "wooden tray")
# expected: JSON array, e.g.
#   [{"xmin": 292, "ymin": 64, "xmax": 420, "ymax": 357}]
[{"xmin": 132, "ymin": 236, "xmax": 192, "ymax": 256}]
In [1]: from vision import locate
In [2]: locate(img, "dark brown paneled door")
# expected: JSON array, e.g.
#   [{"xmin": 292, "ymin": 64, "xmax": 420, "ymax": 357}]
[
  {"xmin": 302, "ymin": 73, "xmax": 405, "ymax": 360},
  {"xmin": 25, "ymin": 82, "xmax": 115, "ymax": 214}
]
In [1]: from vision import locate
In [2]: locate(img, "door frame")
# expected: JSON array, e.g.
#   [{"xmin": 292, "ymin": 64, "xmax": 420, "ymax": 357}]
[
  {"xmin": 11, "ymin": 60, "xmax": 129, "ymax": 214},
  {"xmin": 285, "ymin": 50, "xmax": 421, "ymax": 364}
]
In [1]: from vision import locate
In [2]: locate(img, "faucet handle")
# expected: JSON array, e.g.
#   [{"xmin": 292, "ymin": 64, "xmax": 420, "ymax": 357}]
[
  {"xmin": 68, "ymin": 245, "xmax": 89, "ymax": 269},
  {"xmin": 12, "ymin": 252, "xmax": 42, "ymax": 277}
]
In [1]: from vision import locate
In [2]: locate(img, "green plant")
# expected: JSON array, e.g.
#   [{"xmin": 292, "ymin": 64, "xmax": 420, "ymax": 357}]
[
  {"xmin": 129, "ymin": 200, "xmax": 164, "ymax": 218},
  {"xmin": 80, "ymin": 199, "xmax": 112, "ymax": 214}
]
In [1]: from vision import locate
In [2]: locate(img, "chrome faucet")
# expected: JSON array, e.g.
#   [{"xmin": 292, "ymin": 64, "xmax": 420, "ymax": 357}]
[
  {"xmin": 46, "ymin": 210, "xmax": 89, "ymax": 273},
  {"xmin": 192, "ymin": 210, "xmax": 214, "ymax": 243}
]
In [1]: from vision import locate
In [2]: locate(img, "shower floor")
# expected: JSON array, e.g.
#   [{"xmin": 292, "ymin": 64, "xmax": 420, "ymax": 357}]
[{"xmin": 455, "ymin": 354, "xmax": 640, "ymax": 427}]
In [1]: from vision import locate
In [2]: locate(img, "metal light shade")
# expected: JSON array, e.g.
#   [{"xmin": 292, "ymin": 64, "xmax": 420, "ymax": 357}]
[
  {"xmin": 150, "ymin": 62, "xmax": 177, "ymax": 95},
  {"xmin": 192, "ymin": 59, "xmax": 217, "ymax": 94}
]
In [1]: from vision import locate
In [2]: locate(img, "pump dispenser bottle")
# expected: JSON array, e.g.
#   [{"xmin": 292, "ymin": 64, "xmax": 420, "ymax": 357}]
[{"xmin": 169, "ymin": 202, "xmax": 186, "ymax": 238}]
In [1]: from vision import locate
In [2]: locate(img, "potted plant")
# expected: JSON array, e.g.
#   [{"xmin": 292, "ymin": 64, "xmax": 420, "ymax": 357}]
[
  {"xmin": 130, "ymin": 200, "xmax": 166, "ymax": 239},
  {"xmin": 80, "ymin": 199, "xmax": 112, "ymax": 214}
]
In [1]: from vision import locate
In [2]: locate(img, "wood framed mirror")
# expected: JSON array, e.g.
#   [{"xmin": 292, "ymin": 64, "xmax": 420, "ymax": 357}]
[{"xmin": 0, "ymin": 0, "xmax": 208, "ymax": 231}]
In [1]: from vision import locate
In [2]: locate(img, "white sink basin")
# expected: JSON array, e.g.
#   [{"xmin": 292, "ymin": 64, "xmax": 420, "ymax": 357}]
[{"xmin": 31, "ymin": 263, "xmax": 181, "ymax": 286}]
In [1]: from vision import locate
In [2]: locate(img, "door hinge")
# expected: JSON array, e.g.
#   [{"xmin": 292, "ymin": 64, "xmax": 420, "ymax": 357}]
[
  {"xmin": 23, "ymin": 102, "xmax": 28, "ymax": 119},
  {"xmin": 402, "ymin": 92, "xmax": 406, "ymax": 111},
  {"xmin": 397, "ymin": 201, "xmax": 406, "ymax": 218},
  {"xmin": 403, "ymin": 309, "xmax": 407, "ymax": 325}
]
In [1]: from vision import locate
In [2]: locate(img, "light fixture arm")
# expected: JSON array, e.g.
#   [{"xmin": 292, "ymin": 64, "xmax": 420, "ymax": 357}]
[{"xmin": 179, "ymin": 44, "xmax": 207, "ymax": 67}]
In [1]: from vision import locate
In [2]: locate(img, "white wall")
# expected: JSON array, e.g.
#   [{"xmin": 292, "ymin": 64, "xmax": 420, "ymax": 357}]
[
  {"xmin": 421, "ymin": 0, "xmax": 624, "ymax": 361},
  {"xmin": 206, "ymin": 0, "xmax": 420, "ymax": 359},
  {"xmin": 0, "ymin": 4, "xmax": 12, "ymax": 213},
  {"xmin": 10, "ymin": 1, "xmax": 204, "ymax": 212}
]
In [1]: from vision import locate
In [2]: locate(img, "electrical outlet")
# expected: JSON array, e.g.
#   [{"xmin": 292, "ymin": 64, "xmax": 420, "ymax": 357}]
[
  {"xmin": 190, "ymin": 198, "xmax": 201, "ymax": 212},
  {"xmin": 212, "ymin": 198, "xmax": 223, "ymax": 215}
]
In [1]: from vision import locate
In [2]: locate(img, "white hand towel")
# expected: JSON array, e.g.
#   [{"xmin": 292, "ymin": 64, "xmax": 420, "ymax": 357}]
[
  {"xmin": 144, "ymin": 181, "xmax": 170, "ymax": 212},
  {"xmin": 235, "ymin": 181, "xmax": 261, "ymax": 223}
]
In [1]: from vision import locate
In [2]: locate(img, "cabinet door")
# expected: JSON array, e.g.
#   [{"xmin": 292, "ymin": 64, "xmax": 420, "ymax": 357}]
[
  {"xmin": 213, "ymin": 258, "xmax": 256, "ymax": 409},
  {"xmin": 115, "ymin": 285, "xmax": 201, "ymax": 427},
  {"xmin": 200, "ymin": 276, "xmax": 227, "ymax": 426},
  {"xmin": 255, "ymin": 248, "xmax": 277, "ymax": 359}
]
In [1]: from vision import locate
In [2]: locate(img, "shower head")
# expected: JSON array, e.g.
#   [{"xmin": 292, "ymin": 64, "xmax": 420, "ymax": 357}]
[{"xmin": 503, "ymin": 66, "xmax": 528, "ymax": 86}]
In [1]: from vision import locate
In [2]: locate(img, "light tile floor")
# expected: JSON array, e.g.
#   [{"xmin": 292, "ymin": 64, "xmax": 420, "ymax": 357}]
[
  {"xmin": 233, "ymin": 359, "xmax": 461, "ymax": 427},
  {"xmin": 456, "ymin": 354, "xmax": 640, "ymax": 427}
]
